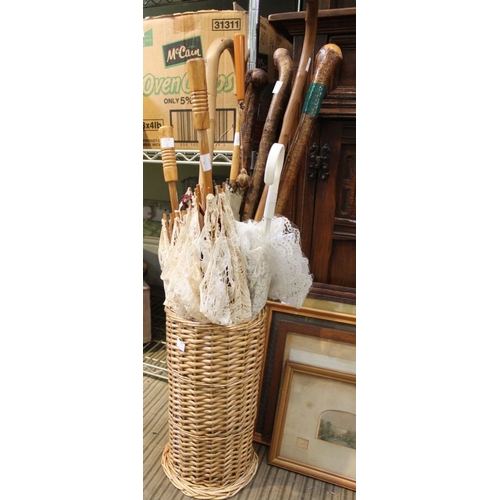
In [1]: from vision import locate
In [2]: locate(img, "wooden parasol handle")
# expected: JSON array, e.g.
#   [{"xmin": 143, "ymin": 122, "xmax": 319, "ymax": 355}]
[
  {"xmin": 275, "ymin": 44, "xmax": 343, "ymax": 215},
  {"xmin": 158, "ymin": 125, "xmax": 179, "ymax": 213},
  {"xmin": 186, "ymin": 57, "xmax": 214, "ymax": 200},
  {"xmin": 254, "ymin": 0, "xmax": 319, "ymax": 221}
]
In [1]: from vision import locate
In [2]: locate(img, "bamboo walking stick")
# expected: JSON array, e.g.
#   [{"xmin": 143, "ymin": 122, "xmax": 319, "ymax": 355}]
[
  {"xmin": 254, "ymin": 0, "xmax": 319, "ymax": 221},
  {"xmin": 186, "ymin": 57, "xmax": 214, "ymax": 207},
  {"xmin": 241, "ymin": 48, "xmax": 293, "ymax": 221},
  {"xmin": 158, "ymin": 125, "xmax": 179, "ymax": 214},
  {"xmin": 275, "ymin": 43, "xmax": 343, "ymax": 215}
]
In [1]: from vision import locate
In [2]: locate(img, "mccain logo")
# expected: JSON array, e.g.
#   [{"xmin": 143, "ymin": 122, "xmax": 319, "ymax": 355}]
[{"xmin": 162, "ymin": 36, "xmax": 203, "ymax": 69}]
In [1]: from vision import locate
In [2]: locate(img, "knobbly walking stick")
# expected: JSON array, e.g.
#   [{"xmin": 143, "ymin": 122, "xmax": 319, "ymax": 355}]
[
  {"xmin": 254, "ymin": 0, "xmax": 319, "ymax": 221},
  {"xmin": 240, "ymin": 67, "xmax": 268, "ymax": 184},
  {"xmin": 275, "ymin": 43, "xmax": 343, "ymax": 215},
  {"xmin": 241, "ymin": 48, "xmax": 293, "ymax": 221}
]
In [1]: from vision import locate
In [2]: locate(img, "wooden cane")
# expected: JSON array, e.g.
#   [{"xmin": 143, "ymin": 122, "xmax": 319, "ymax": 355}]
[
  {"xmin": 241, "ymin": 48, "xmax": 293, "ymax": 221},
  {"xmin": 274, "ymin": 44, "xmax": 343, "ymax": 215},
  {"xmin": 254, "ymin": 0, "xmax": 319, "ymax": 221},
  {"xmin": 158, "ymin": 125, "xmax": 179, "ymax": 213},
  {"xmin": 205, "ymin": 37, "xmax": 235, "ymax": 159},
  {"xmin": 229, "ymin": 33, "xmax": 246, "ymax": 185},
  {"xmin": 186, "ymin": 57, "xmax": 214, "ymax": 206},
  {"xmin": 240, "ymin": 68, "xmax": 268, "ymax": 181}
]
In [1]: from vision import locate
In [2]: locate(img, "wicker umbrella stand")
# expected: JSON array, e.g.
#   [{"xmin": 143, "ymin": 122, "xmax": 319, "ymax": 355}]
[{"xmin": 161, "ymin": 306, "xmax": 268, "ymax": 499}]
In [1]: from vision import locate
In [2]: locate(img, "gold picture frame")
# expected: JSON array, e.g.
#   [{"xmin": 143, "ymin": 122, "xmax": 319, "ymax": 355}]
[
  {"xmin": 268, "ymin": 361, "xmax": 356, "ymax": 491},
  {"xmin": 255, "ymin": 301, "xmax": 356, "ymax": 445}
]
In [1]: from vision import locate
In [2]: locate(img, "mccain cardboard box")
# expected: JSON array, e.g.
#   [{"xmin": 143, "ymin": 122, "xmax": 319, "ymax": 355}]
[{"xmin": 143, "ymin": 8, "xmax": 292, "ymax": 150}]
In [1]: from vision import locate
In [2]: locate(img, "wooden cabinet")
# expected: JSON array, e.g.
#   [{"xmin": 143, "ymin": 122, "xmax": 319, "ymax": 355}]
[{"xmin": 269, "ymin": 7, "xmax": 356, "ymax": 304}]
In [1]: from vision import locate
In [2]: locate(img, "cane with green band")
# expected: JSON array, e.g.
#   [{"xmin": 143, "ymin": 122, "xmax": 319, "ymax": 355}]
[{"xmin": 274, "ymin": 44, "xmax": 343, "ymax": 216}]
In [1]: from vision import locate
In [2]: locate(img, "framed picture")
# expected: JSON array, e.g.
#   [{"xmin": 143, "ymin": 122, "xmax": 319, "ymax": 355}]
[
  {"xmin": 255, "ymin": 301, "xmax": 356, "ymax": 445},
  {"xmin": 268, "ymin": 361, "xmax": 356, "ymax": 490}
]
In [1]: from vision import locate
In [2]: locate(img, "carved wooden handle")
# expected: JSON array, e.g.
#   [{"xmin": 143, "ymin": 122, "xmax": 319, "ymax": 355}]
[
  {"xmin": 275, "ymin": 44, "xmax": 343, "ymax": 215},
  {"xmin": 158, "ymin": 125, "xmax": 179, "ymax": 213},
  {"xmin": 186, "ymin": 57, "xmax": 213, "ymax": 198},
  {"xmin": 241, "ymin": 48, "xmax": 293, "ymax": 221}
]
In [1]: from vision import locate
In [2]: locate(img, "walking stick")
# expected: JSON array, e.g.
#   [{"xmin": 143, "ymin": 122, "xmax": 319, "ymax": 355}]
[
  {"xmin": 275, "ymin": 43, "xmax": 343, "ymax": 215},
  {"xmin": 229, "ymin": 33, "xmax": 246, "ymax": 186},
  {"xmin": 241, "ymin": 48, "xmax": 293, "ymax": 221},
  {"xmin": 254, "ymin": 0, "xmax": 319, "ymax": 221},
  {"xmin": 240, "ymin": 67, "xmax": 268, "ymax": 183},
  {"xmin": 205, "ymin": 37, "xmax": 235, "ymax": 159}
]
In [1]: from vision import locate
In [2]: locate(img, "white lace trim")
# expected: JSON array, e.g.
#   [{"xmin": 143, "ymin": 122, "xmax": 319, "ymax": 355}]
[{"xmin": 159, "ymin": 189, "xmax": 312, "ymax": 324}]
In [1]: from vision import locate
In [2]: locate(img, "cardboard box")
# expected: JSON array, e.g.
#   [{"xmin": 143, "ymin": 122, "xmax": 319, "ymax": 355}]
[{"xmin": 143, "ymin": 8, "xmax": 292, "ymax": 150}]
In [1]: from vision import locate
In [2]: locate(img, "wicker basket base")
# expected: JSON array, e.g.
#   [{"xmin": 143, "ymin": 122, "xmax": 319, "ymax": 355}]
[
  {"xmin": 161, "ymin": 443, "xmax": 259, "ymax": 499},
  {"xmin": 161, "ymin": 307, "xmax": 267, "ymax": 499}
]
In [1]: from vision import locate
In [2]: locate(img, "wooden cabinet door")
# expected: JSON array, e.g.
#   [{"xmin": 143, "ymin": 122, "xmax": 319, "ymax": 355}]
[
  {"xmin": 317, "ymin": 118, "xmax": 355, "ymax": 288},
  {"xmin": 285, "ymin": 117, "xmax": 356, "ymax": 289}
]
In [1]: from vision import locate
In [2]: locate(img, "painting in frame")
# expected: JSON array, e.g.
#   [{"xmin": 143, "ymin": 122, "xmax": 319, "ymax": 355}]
[
  {"xmin": 255, "ymin": 301, "xmax": 356, "ymax": 445},
  {"xmin": 268, "ymin": 361, "xmax": 356, "ymax": 491}
]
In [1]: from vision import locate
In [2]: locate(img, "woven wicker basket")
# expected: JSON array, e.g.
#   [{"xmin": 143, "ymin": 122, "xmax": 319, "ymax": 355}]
[{"xmin": 161, "ymin": 306, "xmax": 268, "ymax": 499}]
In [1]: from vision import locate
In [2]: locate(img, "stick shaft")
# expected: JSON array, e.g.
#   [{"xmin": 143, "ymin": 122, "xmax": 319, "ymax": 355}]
[
  {"xmin": 241, "ymin": 68, "xmax": 268, "ymax": 179},
  {"xmin": 230, "ymin": 33, "xmax": 246, "ymax": 183}
]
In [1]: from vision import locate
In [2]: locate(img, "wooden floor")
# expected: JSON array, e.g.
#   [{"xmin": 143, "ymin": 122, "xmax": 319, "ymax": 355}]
[{"xmin": 143, "ymin": 374, "xmax": 356, "ymax": 500}]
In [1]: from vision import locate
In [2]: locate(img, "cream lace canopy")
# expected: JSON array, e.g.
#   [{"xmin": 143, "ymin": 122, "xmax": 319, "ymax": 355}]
[{"xmin": 159, "ymin": 187, "xmax": 312, "ymax": 325}]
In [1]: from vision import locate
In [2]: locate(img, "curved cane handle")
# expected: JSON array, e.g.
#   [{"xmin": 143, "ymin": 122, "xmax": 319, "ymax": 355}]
[{"xmin": 206, "ymin": 37, "xmax": 235, "ymax": 158}]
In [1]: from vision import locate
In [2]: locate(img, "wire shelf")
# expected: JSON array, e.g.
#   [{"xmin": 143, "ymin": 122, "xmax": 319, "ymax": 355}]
[
  {"xmin": 143, "ymin": 285, "xmax": 168, "ymax": 380},
  {"xmin": 143, "ymin": 339, "xmax": 168, "ymax": 380},
  {"xmin": 143, "ymin": 149, "xmax": 233, "ymax": 167}
]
